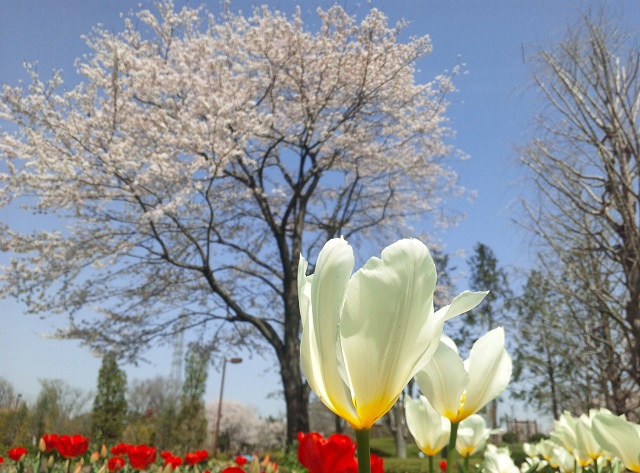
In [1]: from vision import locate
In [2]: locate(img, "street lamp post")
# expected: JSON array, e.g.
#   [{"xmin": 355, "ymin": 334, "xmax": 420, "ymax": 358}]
[{"xmin": 212, "ymin": 357, "xmax": 243, "ymax": 458}]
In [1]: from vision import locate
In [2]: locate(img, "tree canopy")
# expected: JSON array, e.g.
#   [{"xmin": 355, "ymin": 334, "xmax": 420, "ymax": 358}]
[
  {"xmin": 92, "ymin": 353, "xmax": 128, "ymax": 445},
  {"xmin": 519, "ymin": 12, "xmax": 640, "ymax": 416},
  {"xmin": 0, "ymin": 1, "xmax": 464, "ymax": 440}
]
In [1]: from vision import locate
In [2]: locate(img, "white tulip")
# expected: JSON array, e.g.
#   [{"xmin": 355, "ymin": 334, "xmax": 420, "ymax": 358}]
[
  {"xmin": 592, "ymin": 411, "xmax": 640, "ymax": 473},
  {"xmin": 414, "ymin": 327, "xmax": 512, "ymax": 423},
  {"xmin": 405, "ymin": 395, "xmax": 450, "ymax": 456},
  {"xmin": 298, "ymin": 237, "xmax": 487, "ymax": 430},
  {"xmin": 485, "ymin": 445, "xmax": 520, "ymax": 473},
  {"xmin": 455, "ymin": 414, "xmax": 490, "ymax": 457}
]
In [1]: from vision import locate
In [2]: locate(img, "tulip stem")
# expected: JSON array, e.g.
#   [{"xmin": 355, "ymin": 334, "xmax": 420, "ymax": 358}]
[
  {"xmin": 34, "ymin": 452, "xmax": 42, "ymax": 473},
  {"xmin": 355, "ymin": 429, "xmax": 371, "ymax": 473},
  {"xmin": 445, "ymin": 422, "xmax": 459, "ymax": 473},
  {"xmin": 428, "ymin": 455, "xmax": 434, "ymax": 473}
]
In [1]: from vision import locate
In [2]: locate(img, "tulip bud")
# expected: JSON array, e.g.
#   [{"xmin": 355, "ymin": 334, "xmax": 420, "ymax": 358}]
[
  {"xmin": 100, "ymin": 444, "xmax": 108, "ymax": 458},
  {"xmin": 47, "ymin": 456, "xmax": 55, "ymax": 468},
  {"xmin": 73, "ymin": 462, "xmax": 83, "ymax": 473},
  {"xmin": 39, "ymin": 438, "xmax": 47, "ymax": 452},
  {"xmin": 162, "ymin": 464, "xmax": 173, "ymax": 473},
  {"xmin": 90, "ymin": 452, "xmax": 100, "ymax": 463},
  {"xmin": 248, "ymin": 457, "xmax": 260, "ymax": 473},
  {"xmin": 156, "ymin": 465, "xmax": 164, "ymax": 473},
  {"xmin": 97, "ymin": 465, "xmax": 107, "ymax": 473}
]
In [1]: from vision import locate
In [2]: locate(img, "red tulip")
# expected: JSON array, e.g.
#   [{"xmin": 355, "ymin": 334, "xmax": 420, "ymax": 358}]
[
  {"xmin": 297, "ymin": 432, "xmax": 358, "ymax": 473},
  {"xmin": 184, "ymin": 450, "xmax": 208, "ymax": 465},
  {"xmin": 163, "ymin": 455, "xmax": 183, "ymax": 470},
  {"xmin": 370, "ymin": 453, "xmax": 384, "ymax": 473},
  {"xmin": 127, "ymin": 445, "xmax": 157, "ymax": 470},
  {"xmin": 234, "ymin": 455, "xmax": 247, "ymax": 466},
  {"xmin": 56, "ymin": 435, "xmax": 89, "ymax": 458},
  {"xmin": 111, "ymin": 443, "xmax": 130, "ymax": 456},
  {"xmin": 440, "ymin": 460, "xmax": 447, "ymax": 473},
  {"xmin": 9, "ymin": 447, "xmax": 27, "ymax": 462},
  {"xmin": 221, "ymin": 468, "xmax": 245, "ymax": 473},
  {"xmin": 108, "ymin": 457, "xmax": 126, "ymax": 472},
  {"xmin": 0, "ymin": 456, "xmax": 4, "ymax": 464},
  {"xmin": 41, "ymin": 433, "xmax": 59, "ymax": 452}
]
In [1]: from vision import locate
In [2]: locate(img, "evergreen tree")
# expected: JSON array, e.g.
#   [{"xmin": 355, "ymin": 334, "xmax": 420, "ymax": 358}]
[
  {"xmin": 176, "ymin": 347, "xmax": 209, "ymax": 451},
  {"xmin": 465, "ymin": 243, "xmax": 511, "ymax": 428},
  {"xmin": 467, "ymin": 243, "xmax": 511, "ymax": 332},
  {"xmin": 92, "ymin": 353, "xmax": 128, "ymax": 445},
  {"xmin": 511, "ymin": 270, "xmax": 591, "ymax": 418}
]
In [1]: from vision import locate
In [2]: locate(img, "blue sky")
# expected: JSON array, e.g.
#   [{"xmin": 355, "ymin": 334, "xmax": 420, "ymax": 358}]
[{"xmin": 1, "ymin": 0, "xmax": 639, "ymax": 422}]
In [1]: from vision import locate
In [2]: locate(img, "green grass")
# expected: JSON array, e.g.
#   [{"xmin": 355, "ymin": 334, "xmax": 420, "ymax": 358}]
[
  {"xmin": 370, "ymin": 437, "xmax": 425, "ymax": 458},
  {"xmin": 369, "ymin": 437, "xmax": 521, "ymax": 473},
  {"xmin": 370, "ymin": 437, "xmax": 448, "ymax": 473}
]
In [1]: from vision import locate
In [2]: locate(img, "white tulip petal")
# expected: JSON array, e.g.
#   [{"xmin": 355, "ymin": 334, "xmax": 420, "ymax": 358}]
[
  {"xmin": 297, "ymin": 256, "xmax": 312, "ymax": 329},
  {"xmin": 298, "ymin": 238, "xmax": 358, "ymax": 422},
  {"xmin": 460, "ymin": 327, "xmax": 512, "ymax": 419},
  {"xmin": 592, "ymin": 414, "xmax": 640, "ymax": 472},
  {"xmin": 434, "ymin": 290, "xmax": 489, "ymax": 322},
  {"xmin": 340, "ymin": 238, "xmax": 437, "ymax": 426},
  {"xmin": 552, "ymin": 412, "xmax": 578, "ymax": 453},
  {"xmin": 440, "ymin": 333, "xmax": 459, "ymax": 353},
  {"xmin": 415, "ymin": 339, "xmax": 469, "ymax": 421},
  {"xmin": 575, "ymin": 416, "xmax": 602, "ymax": 460},
  {"xmin": 553, "ymin": 447, "xmax": 576, "ymax": 473},
  {"xmin": 456, "ymin": 415, "xmax": 490, "ymax": 457},
  {"xmin": 405, "ymin": 395, "xmax": 450, "ymax": 456}
]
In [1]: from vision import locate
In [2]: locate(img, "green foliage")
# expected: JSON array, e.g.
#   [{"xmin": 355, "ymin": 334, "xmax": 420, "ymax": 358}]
[
  {"xmin": 154, "ymin": 398, "xmax": 179, "ymax": 450},
  {"xmin": 382, "ymin": 457, "xmax": 432, "ymax": 473},
  {"xmin": 31, "ymin": 380, "xmax": 60, "ymax": 435},
  {"xmin": 501, "ymin": 431, "xmax": 518, "ymax": 444},
  {"xmin": 504, "ymin": 442, "xmax": 526, "ymax": 467},
  {"xmin": 0, "ymin": 402, "xmax": 31, "ymax": 448},
  {"xmin": 122, "ymin": 416, "xmax": 156, "ymax": 445},
  {"xmin": 466, "ymin": 243, "xmax": 511, "ymax": 329},
  {"xmin": 370, "ymin": 436, "xmax": 423, "ymax": 458},
  {"xmin": 452, "ymin": 243, "xmax": 512, "ymax": 354},
  {"xmin": 92, "ymin": 353, "xmax": 128, "ymax": 446},
  {"xmin": 269, "ymin": 448, "xmax": 306, "ymax": 473},
  {"xmin": 175, "ymin": 347, "xmax": 209, "ymax": 451},
  {"xmin": 32, "ymin": 379, "xmax": 91, "ymax": 436},
  {"xmin": 528, "ymin": 433, "xmax": 547, "ymax": 442},
  {"xmin": 511, "ymin": 270, "xmax": 581, "ymax": 418}
]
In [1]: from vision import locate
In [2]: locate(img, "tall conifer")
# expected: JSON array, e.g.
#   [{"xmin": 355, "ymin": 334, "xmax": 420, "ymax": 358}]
[{"xmin": 92, "ymin": 353, "xmax": 128, "ymax": 445}]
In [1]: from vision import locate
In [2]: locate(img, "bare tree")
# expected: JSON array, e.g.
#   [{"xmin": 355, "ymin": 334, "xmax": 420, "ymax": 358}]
[
  {"xmin": 125, "ymin": 376, "xmax": 180, "ymax": 448},
  {"xmin": 520, "ymin": 12, "xmax": 640, "ymax": 415},
  {"xmin": 0, "ymin": 377, "xmax": 18, "ymax": 410},
  {"xmin": 31, "ymin": 379, "xmax": 92, "ymax": 436},
  {"xmin": 0, "ymin": 2, "xmax": 464, "ymax": 440}
]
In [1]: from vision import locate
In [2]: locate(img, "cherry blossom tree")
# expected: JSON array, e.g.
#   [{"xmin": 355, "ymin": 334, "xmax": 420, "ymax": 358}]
[
  {"xmin": 0, "ymin": 1, "xmax": 464, "ymax": 441},
  {"xmin": 206, "ymin": 399, "xmax": 285, "ymax": 452}
]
